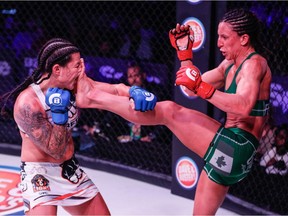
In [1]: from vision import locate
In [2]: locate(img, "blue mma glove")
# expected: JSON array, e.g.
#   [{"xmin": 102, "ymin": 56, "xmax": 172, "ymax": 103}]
[
  {"xmin": 45, "ymin": 88, "xmax": 71, "ymax": 125},
  {"xmin": 129, "ymin": 86, "xmax": 157, "ymax": 112}
]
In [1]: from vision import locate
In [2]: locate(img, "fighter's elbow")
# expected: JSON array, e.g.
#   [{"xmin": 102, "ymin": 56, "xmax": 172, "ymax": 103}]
[{"xmin": 237, "ymin": 104, "xmax": 253, "ymax": 117}]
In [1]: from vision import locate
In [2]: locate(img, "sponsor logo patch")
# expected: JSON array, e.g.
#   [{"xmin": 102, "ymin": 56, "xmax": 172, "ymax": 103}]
[{"xmin": 31, "ymin": 174, "xmax": 51, "ymax": 192}]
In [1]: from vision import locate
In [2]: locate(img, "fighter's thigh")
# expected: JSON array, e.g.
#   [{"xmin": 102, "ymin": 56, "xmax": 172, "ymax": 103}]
[
  {"xmin": 25, "ymin": 205, "xmax": 57, "ymax": 215},
  {"xmin": 63, "ymin": 192, "xmax": 110, "ymax": 215},
  {"xmin": 162, "ymin": 101, "xmax": 221, "ymax": 157}
]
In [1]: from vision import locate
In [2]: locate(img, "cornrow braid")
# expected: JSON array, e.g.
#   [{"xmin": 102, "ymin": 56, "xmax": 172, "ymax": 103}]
[
  {"xmin": 221, "ymin": 8, "xmax": 261, "ymax": 50},
  {"xmin": 36, "ymin": 38, "xmax": 79, "ymax": 84},
  {"xmin": 0, "ymin": 38, "xmax": 80, "ymax": 117}
]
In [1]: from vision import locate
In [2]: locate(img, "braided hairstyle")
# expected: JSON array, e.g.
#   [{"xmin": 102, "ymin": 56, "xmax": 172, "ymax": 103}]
[
  {"xmin": 221, "ymin": 8, "xmax": 262, "ymax": 51},
  {"xmin": 0, "ymin": 38, "xmax": 80, "ymax": 117}
]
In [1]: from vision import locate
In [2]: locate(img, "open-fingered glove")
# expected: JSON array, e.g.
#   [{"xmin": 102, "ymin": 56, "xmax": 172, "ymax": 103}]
[
  {"xmin": 169, "ymin": 24, "xmax": 194, "ymax": 61},
  {"xmin": 129, "ymin": 86, "xmax": 157, "ymax": 112},
  {"xmin": 45, "ymin": 88, "xmax": 71, "ymax": 125},
  {"xmin": 175, "ymin": 66, "xmax": 215, "ymax": 99}
]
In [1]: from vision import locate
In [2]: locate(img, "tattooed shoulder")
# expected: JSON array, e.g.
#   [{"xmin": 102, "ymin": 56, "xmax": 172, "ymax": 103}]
[{"xmin": 17, "ymin": 102, "xmax": 51, "ymax": 142}]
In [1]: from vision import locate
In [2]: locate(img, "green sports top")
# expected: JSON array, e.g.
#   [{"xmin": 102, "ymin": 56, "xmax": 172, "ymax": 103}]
[{"xmin": 224, "ymin": 52, "xmax": 270, "ymax": 116}]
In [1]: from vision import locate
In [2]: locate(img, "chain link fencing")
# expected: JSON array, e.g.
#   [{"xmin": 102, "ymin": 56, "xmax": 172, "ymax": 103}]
[
  {"xmin": 0, "ymin": 1, "xmax": 176, "ymax": 177},
  {"xmin": 226, "ymin": 1, "xmax": 288, "ymax": 215},
  {"xmin": 0, "ymin": 1, "xmax": 287, "ymax": 214}
]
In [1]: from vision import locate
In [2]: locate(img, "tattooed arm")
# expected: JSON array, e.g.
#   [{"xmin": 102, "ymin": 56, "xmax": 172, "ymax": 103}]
[{"xmin": 14, "ymin": 92, "xmax": 69, "ymax": 160}]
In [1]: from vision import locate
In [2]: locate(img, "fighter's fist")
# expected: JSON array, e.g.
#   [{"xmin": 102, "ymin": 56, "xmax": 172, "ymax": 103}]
[
  {"xmin": 129, "ymin": 86, "xmax": 157, "ymax": 112},
  {"xmin": 45, "ymin": 88, "xmax": 71, "ymax": 125},
  {"xmin": 169, "ymin": 23, "xmax": 194, "ymax": 61},
  {"xmin": 175, "ymin": 66, "xmax": 215, "ymax": 99}
]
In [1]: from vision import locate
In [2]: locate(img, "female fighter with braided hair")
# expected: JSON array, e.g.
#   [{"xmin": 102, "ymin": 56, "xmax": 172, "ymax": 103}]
[
  {"xmin": 75, "ymin": 8, "xmax": 271, "ymax": 215},
  {"xmin": 0, "ymin": 38, "xmax": 156, "ymax": 215}
]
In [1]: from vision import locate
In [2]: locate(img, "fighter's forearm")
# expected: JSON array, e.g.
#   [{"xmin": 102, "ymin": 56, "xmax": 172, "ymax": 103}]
[{"xmin": 208, "ymin": 90, "xmax": 254, "ymax": 116}]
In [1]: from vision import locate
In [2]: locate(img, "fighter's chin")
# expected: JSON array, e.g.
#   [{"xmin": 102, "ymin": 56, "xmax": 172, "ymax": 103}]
[
  {"xmin": 66, "ymin": 82, "xmax": 76, "ymax": 91},
  {"xmin": 222, "ymin": 53, "xmax": 232, "ymax": 60}
]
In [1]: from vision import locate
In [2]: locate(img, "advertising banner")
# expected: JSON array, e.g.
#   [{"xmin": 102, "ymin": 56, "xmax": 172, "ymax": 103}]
[{"xmin": 171, "ymin": 0, "xmax": 213, "ymax": 199}]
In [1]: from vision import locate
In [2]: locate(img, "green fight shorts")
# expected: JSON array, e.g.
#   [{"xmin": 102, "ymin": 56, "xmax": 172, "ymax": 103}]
[{"xmin": 203, "ymin": 127, "xmax": 259, "ymax": 186}]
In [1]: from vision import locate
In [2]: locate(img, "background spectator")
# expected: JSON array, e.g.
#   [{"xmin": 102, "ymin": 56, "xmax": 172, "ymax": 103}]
[
  {"xmin": 113, "ymin": 60, "xmax": 170, "ymax": 143},
  {"xmin": 260, "ymin": 124, "xmax": 288, "ymax": 176}
]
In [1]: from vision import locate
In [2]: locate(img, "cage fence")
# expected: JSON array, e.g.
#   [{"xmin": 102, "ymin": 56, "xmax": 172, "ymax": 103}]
[{"xmin": 0, "ymin": 1, "xmax": 287, "ymax": 214}]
